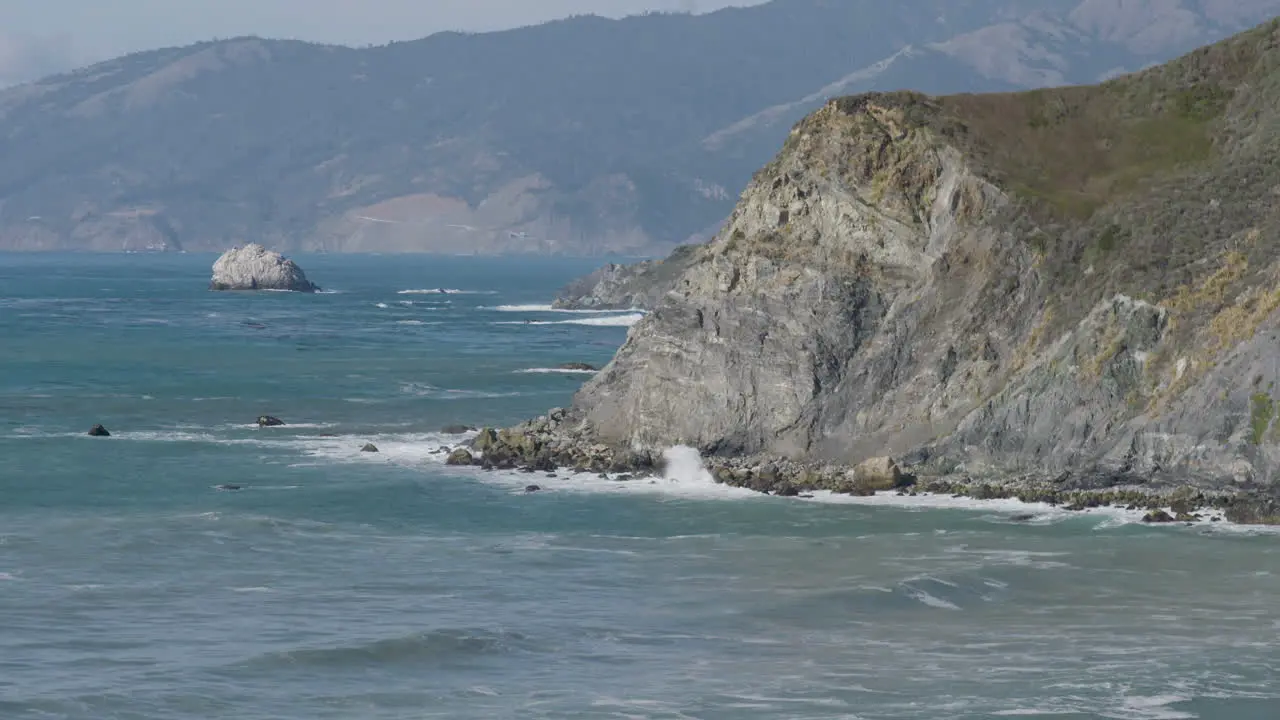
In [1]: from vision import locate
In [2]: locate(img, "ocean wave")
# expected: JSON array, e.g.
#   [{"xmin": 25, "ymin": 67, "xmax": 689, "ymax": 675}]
[
  {"xmin": 398, "ymin": 382, "xmax": 524, "ymax": 400},
  {"xmin": 396, "ymin": 288, "xmax": 494, "ymax": 295},
  {"xmin": 240, "ymin": 628, "xmax": 536, "ymax": 669},
  {"xmin": 375, "ymin": 302, "xmax": 389, "ymax": 308},
  {"xmin": 514, "ymin": 367, "xmax": 597, "ymax": 375},
  {"xmin": 493, "ymin": 313, "xmax": 645, "ymax": 328},
  {"xmin": 484, "ymin": 304, "xmax": 641, "ymax": 314}
]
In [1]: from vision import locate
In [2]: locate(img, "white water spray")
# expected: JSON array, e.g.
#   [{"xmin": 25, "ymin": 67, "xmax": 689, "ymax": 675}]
[{"xmin": 660, "ymin": 445, "xmax": 715, "ymax": 485}]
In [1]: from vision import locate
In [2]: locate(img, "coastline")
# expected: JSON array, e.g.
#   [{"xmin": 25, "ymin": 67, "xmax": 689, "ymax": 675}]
[{"xmin": 446, "ymin": 415, "xmax": 1280, "ymax": 528}]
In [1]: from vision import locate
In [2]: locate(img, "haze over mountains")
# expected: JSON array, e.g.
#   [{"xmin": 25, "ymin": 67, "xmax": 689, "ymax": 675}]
[{"xmin": 1, "ymin": 0, "xmax": 1277, "ymax": 254}]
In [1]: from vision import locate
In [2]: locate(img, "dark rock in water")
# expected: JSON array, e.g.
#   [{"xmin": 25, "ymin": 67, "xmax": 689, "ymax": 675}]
[
  {"xmin": 1143, "ymin": 510, "xmax": 1175, "ymax": 523},
  {"xmin": 546, "ymin": 473, "xmax": 559, "ymax": 478},
  {"xmin": 215, "ymin": 484, "xmax": 244, "ymax": 491},
  {"xmin": 773, "ymin": 484, "xmax": 800, "ymax": 497},
  {"xmin": 521, "ymin": 466, "xmax": 537, "ymax": 473},
  {"xmin": 525, "ymin": 485, "xmax": 542, "ymax": 493},
  {"xmin": 446, "ymin": 448, "xmax": 474, "ymax": 466},
  {"xmin": 87, "ymin": 424, "xmax": 111, "ymax": 437},
  {"xmin": 360, "ymin": 443, "xmax": 379, "ymax": 453},
  {"xmin": 799, "ymin": 494, "xmax": 815, "ymax": 499},
  {"xmin": 257, "ymin": 415, "xmax": 285, "ymax": 427},
  {"xmin": 1223, "ymin": 496, "xmax": 1280, "ymax": 525},
  {"xmin": 441, "ymin": 424, "xmax": 477, "ymax": 435},
  {"xmin": 1009, "ymin": 513, "xmax": 1038, "ymax": 522},
  {"xmin": 557, "ymin": 362, "xmax": 597, "ymax": 372}
]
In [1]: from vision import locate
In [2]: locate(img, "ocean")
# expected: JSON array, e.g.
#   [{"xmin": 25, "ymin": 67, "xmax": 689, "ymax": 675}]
[{"xmin": 1, "ymin": 252, "xmax": 1277, "ymax": 720}]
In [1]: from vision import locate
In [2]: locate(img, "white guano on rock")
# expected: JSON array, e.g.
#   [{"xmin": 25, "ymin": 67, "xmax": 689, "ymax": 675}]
[{"xmin": 210, "ymin": 243, "xmax": 318, "ymax": 292}]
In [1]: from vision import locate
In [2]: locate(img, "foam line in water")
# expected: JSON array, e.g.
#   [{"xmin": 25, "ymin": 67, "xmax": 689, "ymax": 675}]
[
  {"xmin": 493, "ymin": 313, "xmax": 645, "ymax": 327},
  {"xmin": 513, "ymin": 368, "xmax": 597, "ymax": 375},
  {"xmin": 484, "ymin": 304, "xmax": 642, "ymax": 314},
  {"xmin": 397, "ymin": 288, "xmax": 494, "ymax": 295}
]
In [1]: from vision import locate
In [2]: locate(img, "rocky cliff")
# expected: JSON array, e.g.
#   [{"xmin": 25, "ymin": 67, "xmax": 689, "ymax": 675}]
[
  {"xmin": 210, "ymin": 243, "xmax": 317, "ymax": 292},
  {"xmin": 479, "ymin": 19, "xmax": 1280, "ymax": 523},
  {"xmin": 551, "ymin": 245, "xmax": 700, "ymax": 310}
]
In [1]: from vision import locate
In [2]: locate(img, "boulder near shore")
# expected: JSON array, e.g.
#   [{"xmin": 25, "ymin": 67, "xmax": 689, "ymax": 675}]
[{"xmin": 210, "ymin": 243, "xmax": 318, "ymax": 292}]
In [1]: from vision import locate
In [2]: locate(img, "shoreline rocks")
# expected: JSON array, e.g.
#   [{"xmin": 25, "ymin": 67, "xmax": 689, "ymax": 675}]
[
  {"xmin": 450, "ymin": 420, "xmax": 1276, "ymax": 525},
  {"xmin": 210, "ymin": 243, "xmax": 318, "ymax": 292}
]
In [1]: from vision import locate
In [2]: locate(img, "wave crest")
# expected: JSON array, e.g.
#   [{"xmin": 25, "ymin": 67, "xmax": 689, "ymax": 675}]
[{"xmin": 243, "ymin": 629, "xmax": 536, "ymax": 669}]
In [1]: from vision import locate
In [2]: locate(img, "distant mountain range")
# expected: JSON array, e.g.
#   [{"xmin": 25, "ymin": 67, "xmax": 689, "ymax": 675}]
[{"xmin": 1, "ymin": 0, "xmax": 1277, "ymax": 254}]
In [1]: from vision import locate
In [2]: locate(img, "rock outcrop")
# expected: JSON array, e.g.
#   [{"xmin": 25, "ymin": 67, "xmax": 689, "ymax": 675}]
[
  {"xmin": 552, "ymin": 245, "xmax": 701, "ymax": 310},
  {"xmin": 493, "ymin": 21, "xmax": 1280, "ymax": 523},
  {"xmin": 210, "ymin": 244, "xmax": 318, "ymax": 292},
  {"xmin": 87, "ymin": 424, "xmax": 110, "ymax": 437}
]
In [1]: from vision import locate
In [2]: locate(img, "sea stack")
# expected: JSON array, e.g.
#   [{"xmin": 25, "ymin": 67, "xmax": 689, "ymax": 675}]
[{"xmin": 210, "ymin": 243, "xmax": 318, "ymax": 292}]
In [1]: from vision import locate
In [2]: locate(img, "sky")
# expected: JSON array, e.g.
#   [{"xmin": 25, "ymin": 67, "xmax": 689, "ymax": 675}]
[{"xmin": 0, "ymin": 0, "xmax": 762, "ymax": 86}]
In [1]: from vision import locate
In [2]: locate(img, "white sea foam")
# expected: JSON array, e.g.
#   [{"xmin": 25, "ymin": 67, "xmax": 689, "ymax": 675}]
[
  {"xmin": 398, "ymin": 382, "xmax": 524, "ymax": 400},
  {"xmin": 905, "ymin": 588, "xmax": 961, "ymax": 610},
  {"xmin": 446, "ymin": 444, "xmax": 761, "ymax": 500},
  {"xmin": 1115, "ymin": 695, "xmax": 1195, "ymax": 720},
  {"xmin": 514, "ymin": 368, "xmax": 597, "ymax": 375},
  {"xmin": 397, "ymin": 288, "xmax": 494, "ymax": 295},
  {"xmin": 375, "ymin": 302, "xmax": 389, "ymax": 308},
  {"xmin": 485, "ymin": 304, "xmax": 640, "ymax": 314},
  {"xmin": 493, "ymin": 313, "xmax": 645, "ymax": 327}
]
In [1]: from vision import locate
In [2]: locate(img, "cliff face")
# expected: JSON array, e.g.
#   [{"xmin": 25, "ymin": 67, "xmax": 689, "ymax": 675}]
[
  {"xmin": 551, "ymin": 245, "xmax": 701, "ymax": 310},
  {"xmin": 567, "ymin": 19, "xmax": 1280, "ymax": 491}
]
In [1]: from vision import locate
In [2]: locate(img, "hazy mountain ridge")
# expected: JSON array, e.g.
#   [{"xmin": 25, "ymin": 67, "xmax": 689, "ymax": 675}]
[{"xmin": 1, "ymin": 0, "xmax": 1277, "ymax": 254}]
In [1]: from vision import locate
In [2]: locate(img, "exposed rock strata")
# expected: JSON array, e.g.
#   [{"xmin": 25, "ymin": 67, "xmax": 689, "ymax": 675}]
[
  {"xmin": 551, "ymin": 245, "xmax": 700, "ymax": 310},
  {"xmin": 499, "ymin": 22, "xmax": 1280, "ymax": 524},
  {"xmin": 210, "ymin": 244, "xmax": 317, "ymax": 292}
]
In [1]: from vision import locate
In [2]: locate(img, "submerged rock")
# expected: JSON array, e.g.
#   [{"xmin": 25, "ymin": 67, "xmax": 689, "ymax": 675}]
[
  {"xmin": 210, "ymin": 243, "xmax": 318, "ymax": 292},
  {"xmin": 360, "ymin": 443, "xmax": 379, "ymax": 453},
  {"xmin": 257, "ymin": 415, "xmax": 285, "ymax": 427},
  {"xmin": 215, "ymin": 484, "xmax": 244, "ymax": 491},
  {"xmin": 441, "ymin": 424, "xmax": 477, "ymax": 435},
  {"xmin": 87, "ymin": 424, "xmax": 111, "ymax": 437},
  {"xmin": 1143, "ymin": 510, "xmax": 1175, "ymax": 523},
  {"xmin": 524, "ymin": 485, "xmax": 542, "ymax": 493}
]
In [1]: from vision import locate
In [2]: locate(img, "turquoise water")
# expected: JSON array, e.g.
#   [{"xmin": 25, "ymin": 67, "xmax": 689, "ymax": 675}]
[{"xmin": 1, "ymin": 253, "xmax": 1278, "ymax": 720}]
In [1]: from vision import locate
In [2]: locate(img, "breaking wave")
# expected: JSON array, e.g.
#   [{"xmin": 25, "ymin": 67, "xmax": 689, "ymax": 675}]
[
  {"xmin": 397, "ymin": 289, "xmax": 495, "ymax": 295},
  {"xmin": 494, "ymin": 313, "xmax": 645, "ymax": 328}
]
